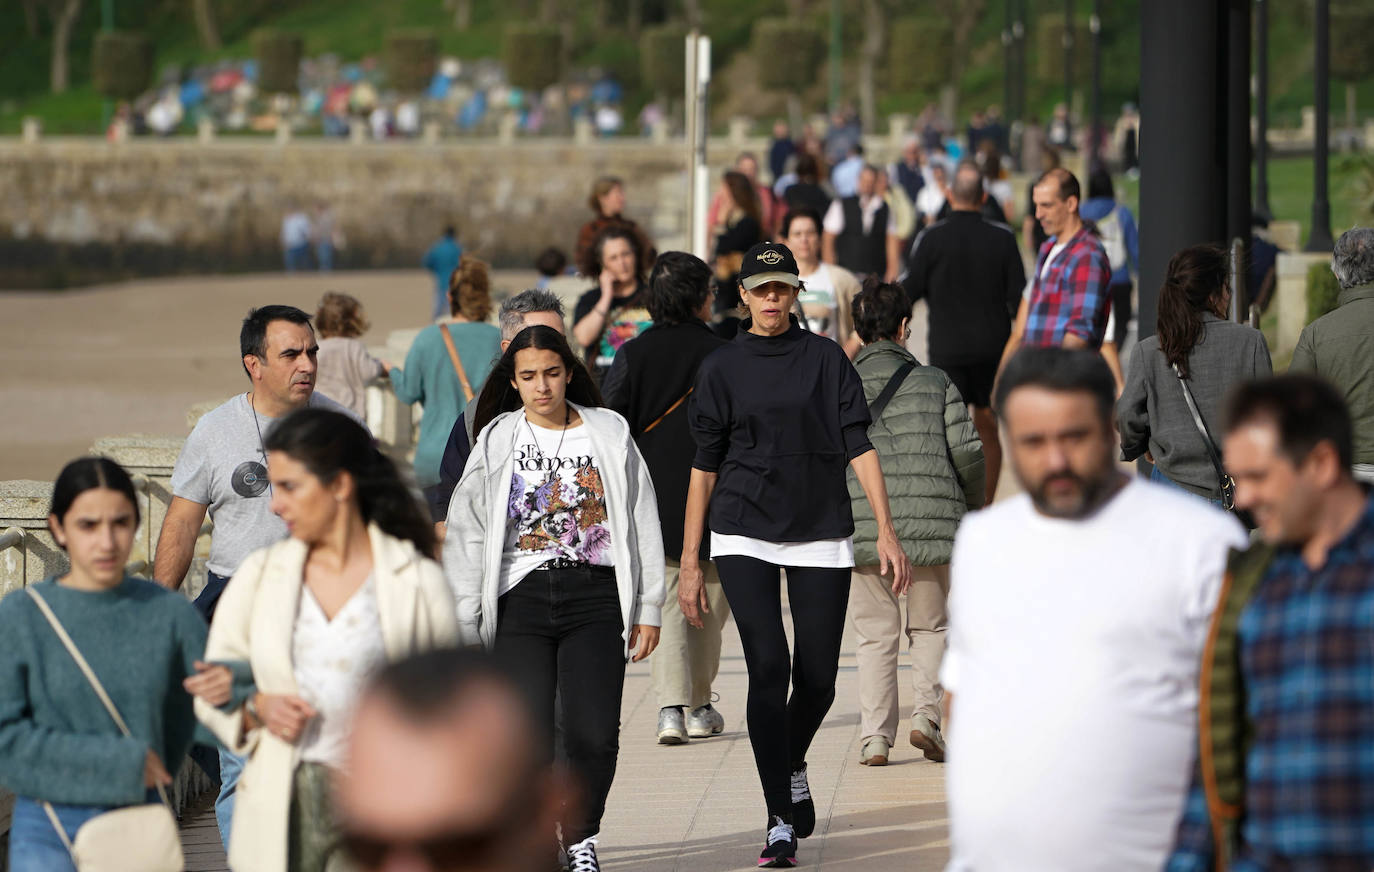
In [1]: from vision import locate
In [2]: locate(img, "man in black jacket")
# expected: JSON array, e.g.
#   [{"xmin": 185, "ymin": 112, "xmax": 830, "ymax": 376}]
[
  {"xmin": 601, "ymin": 252, "xmax": 732, "ymax": 747},
  {"xmin": 903, "ymin": 160, "xmax": 1025, "ymax": 502}
]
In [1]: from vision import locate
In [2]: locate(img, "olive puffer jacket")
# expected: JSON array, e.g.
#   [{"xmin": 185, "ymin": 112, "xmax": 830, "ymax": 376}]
[{"xmin": 846, "ymin": 340, "xmax": 985, "ymax": 567}]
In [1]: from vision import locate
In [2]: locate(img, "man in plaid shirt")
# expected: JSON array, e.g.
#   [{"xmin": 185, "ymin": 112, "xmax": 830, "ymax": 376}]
[
  {"xmin": 999, "ymin": 168, "xmax": 1112, "ymax": 367},
  {"xmin": 1167, "ymin": 375, "xmax": 1374, "ymax": 871}
]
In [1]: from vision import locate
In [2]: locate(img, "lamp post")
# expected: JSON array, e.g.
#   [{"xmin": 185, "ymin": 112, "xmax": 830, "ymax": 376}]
[
  {"xmin": 1004, "ymin": 0, "xmax": 1015, "ymax": 126},
  {"xmin": 1063, "ymin": 0, "xmax": 1075, "ymax": 120},
  {"xmin": 1305, "ymin": 0, "xmax": 1334, "ymax": 252}
]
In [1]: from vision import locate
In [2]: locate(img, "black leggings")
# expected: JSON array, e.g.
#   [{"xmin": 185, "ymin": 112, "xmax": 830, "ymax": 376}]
[{"xmin": 715, "ymin": 556, "xmax": 851, "ymax": 817}]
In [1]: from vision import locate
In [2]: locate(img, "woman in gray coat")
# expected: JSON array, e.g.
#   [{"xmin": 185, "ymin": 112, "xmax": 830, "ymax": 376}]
[
  {"xmin": 1118, "ymin": 244, "xmax": 1272, "ymax": 502},
  {"xmin": 845, "ymin": 280, "xmax": 985, "ymax": 766}
]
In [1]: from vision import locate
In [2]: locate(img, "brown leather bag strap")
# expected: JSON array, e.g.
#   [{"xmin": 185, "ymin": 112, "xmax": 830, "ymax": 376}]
[
  {"xmin": 439, "ymin": 325, "xmax": 474, "ymax": 402},
  {"xmin": 643, "ymin": 388, "xmax": 693, "ymax": 434}
]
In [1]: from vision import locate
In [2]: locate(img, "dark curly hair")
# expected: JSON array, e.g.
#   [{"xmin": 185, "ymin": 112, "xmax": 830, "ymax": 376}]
[{"xmin": 850, "ymin": 277, "xmax": 911, "ymax": 344}]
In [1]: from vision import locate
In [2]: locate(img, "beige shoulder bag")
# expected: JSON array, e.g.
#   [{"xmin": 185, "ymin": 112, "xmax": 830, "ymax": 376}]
[
  {"xmin": 25, "ymin": 586, "xmax": 185, "ymax": 872},
  {"xmin": 438, "ymin": 324, "xmax": 475, "ymax": 402}
]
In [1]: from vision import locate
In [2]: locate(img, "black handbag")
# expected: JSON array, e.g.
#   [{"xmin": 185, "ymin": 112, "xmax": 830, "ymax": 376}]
[{"xmin": 1171, "ymin": 363, "xmax": 1254, "ymax": 527}]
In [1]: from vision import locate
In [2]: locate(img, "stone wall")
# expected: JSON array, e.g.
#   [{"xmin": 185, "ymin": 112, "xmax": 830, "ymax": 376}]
[{"xmin": 0, "ymin": 137, "xmax": 744, "ymax": 289}]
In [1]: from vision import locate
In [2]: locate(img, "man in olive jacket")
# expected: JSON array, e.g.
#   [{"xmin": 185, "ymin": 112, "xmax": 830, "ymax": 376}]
[
  {"xmin": 844, "ymin": 280, "xmax": 984, "ymax": 766},
  {"xmin": 1289, "ymin": 227, "xmax": 1374, "ymax": 481}
]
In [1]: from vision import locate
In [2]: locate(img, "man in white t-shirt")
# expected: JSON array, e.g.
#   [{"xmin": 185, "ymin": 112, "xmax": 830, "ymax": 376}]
[{"xmin": 942, "ymin": 348, "xmax": 1246, "ymax": 872}]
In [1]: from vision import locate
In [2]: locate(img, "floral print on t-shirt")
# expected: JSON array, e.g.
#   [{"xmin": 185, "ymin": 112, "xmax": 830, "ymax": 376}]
[{"xmin": 507, "ymin": 460, "xmax": 612, "ymax": 566}]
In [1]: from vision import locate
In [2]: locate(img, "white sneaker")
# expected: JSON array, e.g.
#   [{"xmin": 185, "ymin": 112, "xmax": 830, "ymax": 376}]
[{"xmin": 686, "ymin": 702, "xmax": 725, "ymax": 738}]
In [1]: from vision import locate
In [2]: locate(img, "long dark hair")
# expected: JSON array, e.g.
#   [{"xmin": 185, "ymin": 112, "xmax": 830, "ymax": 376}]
[
  {"xmin": 50, "ymin": 457, "xmax": 140, "ymax": 529},
  {"xmin": 471, "ymin": 326, "xmax": 603, "ymax": 435},
  {"xmin": 1157, "ymin": 244, "xmax": 1228, "ymax": 379},
  {"xmin": 723, "ymin": 170, "xmax": 762, "ymax": 228},
  {"xmin": 263, "ymin": 408, "xmax": 436, "ymax": 556}
]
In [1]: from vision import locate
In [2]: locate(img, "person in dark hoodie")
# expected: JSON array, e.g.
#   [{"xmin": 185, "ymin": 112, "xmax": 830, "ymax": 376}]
[
  {"xmin": 679, "ymin": 242, "xmax": 912, "ymax": 868},
  {"xmin": 602, "ymin": 252, "xmax": 731, "ymax": 748}
]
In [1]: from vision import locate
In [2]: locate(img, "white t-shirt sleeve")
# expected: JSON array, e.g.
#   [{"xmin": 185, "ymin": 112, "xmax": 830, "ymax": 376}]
[
  {"xmin": 940, "ymin": 519, "xmax": 979, "ymax": 694},
  {"xmin": 1180, "ymin": 512, "xmax": 1249, "ymax": 632},
  {"xmin": 822, "ymin": 199, "xmax": 846, "ymax": 235}
]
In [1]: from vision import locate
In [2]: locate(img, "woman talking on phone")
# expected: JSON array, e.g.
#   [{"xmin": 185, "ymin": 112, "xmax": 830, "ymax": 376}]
[{"xmin": 679, "ymin": 242, "xmax": 911, "ymax": 868}]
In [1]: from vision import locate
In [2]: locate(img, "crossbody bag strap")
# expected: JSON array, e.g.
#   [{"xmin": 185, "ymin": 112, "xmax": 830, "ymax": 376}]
[
  {"xmin": 439, "ymin": 325, "xmax": 475, "ymax": 402},
  {"xmin": 643, "ymin": 388, "xmax": 693, "ymax": 434},
  {"xmin": 867, "ymin": 361, "xmax": 916, "ymax": 426},
  {"xmin": 26, "ymin": 587, "xmax": 172, "ymax": 809},
  {"xmin": 1172, "ymin": 363, "xmax": 1228, "ymax": 483}
]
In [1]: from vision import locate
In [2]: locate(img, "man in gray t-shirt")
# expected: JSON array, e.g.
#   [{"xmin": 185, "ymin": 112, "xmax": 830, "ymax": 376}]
[{"xmin": 154, "ymin": 304, "xmax": 359, "ymax": 613}]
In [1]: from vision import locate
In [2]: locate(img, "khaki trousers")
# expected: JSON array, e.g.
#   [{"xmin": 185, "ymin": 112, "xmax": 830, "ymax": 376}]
[
  {"xmin": 651, "ymin": 559, "xmax": 732, "ymax": 710},
  {"xmin": 849, "ymin": 563, "xmax": 949, "ymax": 745}
]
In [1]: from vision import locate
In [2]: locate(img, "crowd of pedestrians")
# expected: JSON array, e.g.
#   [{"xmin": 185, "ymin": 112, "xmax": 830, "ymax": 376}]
[{"xmin": 4, "ymin": 115, "xmax": 1374, "ymax": 872}]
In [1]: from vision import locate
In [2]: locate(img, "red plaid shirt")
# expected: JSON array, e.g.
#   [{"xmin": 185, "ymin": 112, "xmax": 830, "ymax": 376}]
[{"xmin": 1024, "ymin": 226, "xmax": 1112, "ymax": 348}]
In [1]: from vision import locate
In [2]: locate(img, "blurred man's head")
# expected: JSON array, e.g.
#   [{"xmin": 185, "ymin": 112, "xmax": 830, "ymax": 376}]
[
  {"xmin": 1223, "ymin": 375, "xmax": 1356, "ymax": 546},
  {"xmin": 857, "ymin": 164, "xmax": 880, "ymax": 198},
  {"xmin": 995, "ymin": 348, "xmax": 1123, "ymax": 519},
  {"xmin": 1331, "ymin": 227, "xmax": 1374, "ymax": 291},
  {"xmin": 949, "ymin": 161, "xmax": 985, "ymax": 210},
  {"xmin": 1032, "ymin": 167, "xmax": 1083, "ymax": 240},
  {"xmin": 337, "ymin": 649, "xmax": 571, "ymax": 872}
]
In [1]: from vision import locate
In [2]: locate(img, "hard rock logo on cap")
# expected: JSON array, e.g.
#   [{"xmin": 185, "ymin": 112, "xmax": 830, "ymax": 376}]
[{"xmin": 758, "ymin": 250, "xmax": 783, "ymax": 265}]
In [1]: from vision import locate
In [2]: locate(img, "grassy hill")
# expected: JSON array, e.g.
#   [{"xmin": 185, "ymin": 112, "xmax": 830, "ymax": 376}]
[{"xmin": 2, "ymin": 0, "xmax": 1369, "ymax": 136}]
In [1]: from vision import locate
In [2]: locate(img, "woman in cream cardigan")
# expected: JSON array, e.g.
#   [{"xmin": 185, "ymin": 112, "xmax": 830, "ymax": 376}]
[
  {"xmin": 445, "ymin": 325, "xmax": 664, "ymax": 872},
  {"xmin": 196, "ymin": 409, "xmax": 458, "ymax": 872}
]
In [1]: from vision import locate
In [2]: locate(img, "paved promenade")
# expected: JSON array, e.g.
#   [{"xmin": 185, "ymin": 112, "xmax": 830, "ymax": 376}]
[{"xmin": 180, "ymin": 588, "xmax": 952, "ymax": 871}]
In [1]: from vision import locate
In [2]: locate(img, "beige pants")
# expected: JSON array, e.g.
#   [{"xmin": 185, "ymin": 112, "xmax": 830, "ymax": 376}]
[
  {"xmin": 849, "ymin": 563, "xmax": 949, "ymax": 745},
  {"xmin": 651, "ymin": 559, "xmax": 732, "ymax": 710}
]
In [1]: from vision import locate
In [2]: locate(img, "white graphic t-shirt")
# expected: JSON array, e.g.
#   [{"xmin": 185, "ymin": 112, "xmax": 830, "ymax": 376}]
[
  {"xmin": 797, "ymin": 263, "xmax": 841, "ymax": 340},
  {"xmin": 499, "ymin": 417, "xmax": 614, "ymax": 595}
]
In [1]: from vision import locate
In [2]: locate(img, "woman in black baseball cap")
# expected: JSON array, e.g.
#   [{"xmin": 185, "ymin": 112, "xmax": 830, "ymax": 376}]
[{"xmin": 678, "ymin": 241, "xmax": 912, "ymax": 867}]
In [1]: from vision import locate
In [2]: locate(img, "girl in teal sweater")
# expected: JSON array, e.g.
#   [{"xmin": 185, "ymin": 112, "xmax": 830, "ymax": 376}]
[{"xmin": 0, "ymin": 458, "xmax": 232, "ymax": 872}]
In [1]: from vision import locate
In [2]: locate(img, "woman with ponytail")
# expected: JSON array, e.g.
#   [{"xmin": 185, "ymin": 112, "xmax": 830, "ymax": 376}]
[
  {"xmin": 196, "ymin": 408, "xmax": 457, "ymax": 872},
  {"xmin": 1118, "ymin": 244, "xmax": 1272, "ymax": 501},
  {"xmin": 446, "ymin": 324, "xmax": 665, "ymax": 872}
]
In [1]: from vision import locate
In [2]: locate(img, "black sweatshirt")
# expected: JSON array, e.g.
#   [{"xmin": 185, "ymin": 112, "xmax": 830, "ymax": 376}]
[
  {"xmin": 689, "ymin": 317, "xmax": 873, "ymax": 542},
  {"xmin": 602, "ymin": 320, "xmax": 727, "ymax": 559}
]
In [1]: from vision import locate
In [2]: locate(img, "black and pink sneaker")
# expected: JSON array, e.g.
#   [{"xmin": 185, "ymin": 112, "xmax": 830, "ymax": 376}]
[{"xmin": 758, "ymin": 815, "xmax": 797, "ymax": 868}]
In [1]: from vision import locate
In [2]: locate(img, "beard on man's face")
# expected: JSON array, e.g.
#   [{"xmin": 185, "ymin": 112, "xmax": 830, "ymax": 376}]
[{"xmin": 1026, "ymin": 462, "xmax": 1116, "ymax": 519}]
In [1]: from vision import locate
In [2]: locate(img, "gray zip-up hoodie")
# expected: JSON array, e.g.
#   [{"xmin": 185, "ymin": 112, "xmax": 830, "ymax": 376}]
[{"xmin": 442, "ymin": 403, "xmax": 666, "ymax": 652}]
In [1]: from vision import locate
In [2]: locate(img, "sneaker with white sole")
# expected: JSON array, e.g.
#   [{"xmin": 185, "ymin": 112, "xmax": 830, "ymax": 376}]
[
  {"xmin": 567, "ymin": 836, "xmax": 600, "ymax": 872},
  {"xmin": 657, "ymin": 706, "xmax": 687, "ymax": 745},
  {"xmin": 789, "ymin": 764, "xmax": 815, "ymax": 838},
  {"xmin": 757, "ymin": 815, "xmax": 797, "ymax": 867},
  {"xmin": 859, "ymin": 736, "xmax": 890, "ymax": 766},
  {"xmin": 909, "ymin": 713, "xmax": 946, "ymax": 762},
  {"xmin": 686, "ymin": 703, "xmax": 725, "ymax": 738}
]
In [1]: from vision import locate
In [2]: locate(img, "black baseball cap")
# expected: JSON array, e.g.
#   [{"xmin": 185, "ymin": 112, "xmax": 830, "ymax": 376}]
[{"xmin": 738, "ymin": 242, "xmax": 800, "ymax": 290}]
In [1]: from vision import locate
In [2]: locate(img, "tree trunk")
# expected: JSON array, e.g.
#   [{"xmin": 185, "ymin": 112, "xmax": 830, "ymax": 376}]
[
  {"xmin": 192, "ymin": 0, "xmax": 222, "ymax": 50},
  {"xmin": 22, "ymin": 0, "xmax": 40, "ymax": 37},
  {"xmin": 682, "ymin": 0, "xmax": 702, "ymax": 29},
  {"xmin": 1347, "ymin": 83, "xmax": 1357, "ymax": 140},
  {"xmin": 49, "ymin": 0, "xmax": 82, "ymax": 95},
  {"xmin": 453, "ymin": 0, "xmax": 473, "ymax": 29},
  {"xmin": 628, "ymin": 0, "xmax": 642, "ymax": 38},
  {"xmin": 857, "ymin": 0, "xmax": 885, "ymax": 133}
]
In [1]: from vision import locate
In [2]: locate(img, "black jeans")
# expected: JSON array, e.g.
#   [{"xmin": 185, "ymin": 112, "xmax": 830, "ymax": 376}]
[
  {"xmin": 494, "ymin": 565, "xmax": 625, "ymax": 845},
  {"xmin": 193, "ymin": 570, "xmax": 231, "ymax": 624},
  {"xmin": 715, "ymin": 556, "xmax": 851, "ymax": 818}
]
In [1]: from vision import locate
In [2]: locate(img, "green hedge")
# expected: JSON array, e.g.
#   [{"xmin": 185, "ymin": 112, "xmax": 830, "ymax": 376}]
[
  {"xmin": 751, "ymin": 19, "xmax": 823, "ymax": 92},
  {"xmin": 641, "ymin": 24, "xmax": 688, "ymax": 98},
  {"xmin": 386, "ymin": 29, "xmax": 439, "ymax": 93},
  {"xmin": 504, "ymin": 25, "xmax": 563, "ymax": 92},
  {"xmin": 1331, "ymin": 7, "xmax": 1374, "ymax": 83},
  {"xmin": 92, "ymin": 31, "xmax": 153, "ymax": 100},
  {"xmin": 254, "ymin": 30, "xmax": 303, "ymax": 94},
  {"xmin": 888, "ymin": 18, "xmax": 952, "ymax": 92},
  {"xmin": 1307, "ymin": 260, "xmax": 1342, "ymax": 324}
]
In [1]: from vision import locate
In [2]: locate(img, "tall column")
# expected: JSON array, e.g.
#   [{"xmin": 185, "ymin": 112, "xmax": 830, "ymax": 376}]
[
  {"xmin": 1226, "ymin": 0, "xmax": 1253, "ymax": 314},
  {"xmin": 1139, "ymin": 1, "xmax": 1227, "ymax": 340},
  {"xmin": 1004, "ymin": 0, "xmax": 1015, "ymax": 123},
  {"xmin": 1063, "ymin": 0, "xmax": 1075, "ymax": 120},
  {"xmin": 1255, "ymin": 0, "xmax": 1272, "ymax": 220},
  {"xmin": 1305, "ymin": 0, "xmax": 1334, "ymax": 252}
]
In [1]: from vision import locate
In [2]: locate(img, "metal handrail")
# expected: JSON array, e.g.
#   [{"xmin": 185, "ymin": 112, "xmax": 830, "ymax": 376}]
[{"xmin": 0, "ymin": 527, "xmax": 23, "ymax": 551}]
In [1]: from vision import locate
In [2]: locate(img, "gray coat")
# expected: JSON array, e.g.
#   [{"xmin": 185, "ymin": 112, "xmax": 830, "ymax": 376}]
[
  {"xmin": 846, "ymin": 341, "xmax": 985, "ymax": 567},
  {"xmin": 1118, "ymin": 314, "xmax": 1272, "ymax": 497}
]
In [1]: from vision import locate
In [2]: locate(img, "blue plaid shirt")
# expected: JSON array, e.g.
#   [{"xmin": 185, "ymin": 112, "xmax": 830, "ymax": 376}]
[{"xmin": 1168, "ymin": 496, "xmax": 1374, "ymax": 871}]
